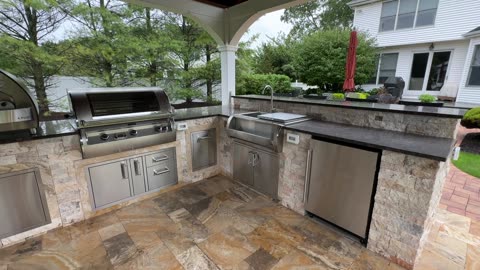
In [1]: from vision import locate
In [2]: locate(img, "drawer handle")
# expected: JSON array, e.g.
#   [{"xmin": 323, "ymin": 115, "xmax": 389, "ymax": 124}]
[
  {"xmin": 197, "ymin": 136, "xmax": 211, "ymax": 142},
  {"xmin": 153, "ymin": 167, "xmax": 170, "ymax": 175},
  {"xmin": 152, "ymin": 155, "xmax": 168, "ymax": 162}
]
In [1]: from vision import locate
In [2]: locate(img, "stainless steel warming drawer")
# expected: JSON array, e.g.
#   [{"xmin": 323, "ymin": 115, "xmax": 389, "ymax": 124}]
[{"xmin": 0, "ymin": 168, "xmax": 51, "ymax": 238}]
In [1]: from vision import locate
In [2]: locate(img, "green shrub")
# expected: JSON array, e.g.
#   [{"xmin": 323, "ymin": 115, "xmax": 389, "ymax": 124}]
[
  {"xmin": 461, "ymin": 107, "xmax": 480, "ymax": 129},
  {"xmin": 331, "ymin": 93, "xmax": 345, "ymax": 101},
  {"xmin": 418, "ymin": 94, "xmax": 436, "ymax": 103},
  {"xmin": 236, "ymin": 73, "xmax": 292, "ymax": 95}
]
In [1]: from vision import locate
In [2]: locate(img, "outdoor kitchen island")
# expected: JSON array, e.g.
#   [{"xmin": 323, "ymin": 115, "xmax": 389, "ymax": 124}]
[{"xmin": 0, "ymin": 97, "xmax": 466, "ymax": 269}]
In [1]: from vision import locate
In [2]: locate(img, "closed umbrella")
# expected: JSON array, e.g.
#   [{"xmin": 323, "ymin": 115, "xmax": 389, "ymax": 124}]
[{"xmin": 343, "ymin": 30, "xmax": 358, "ymax": 92}]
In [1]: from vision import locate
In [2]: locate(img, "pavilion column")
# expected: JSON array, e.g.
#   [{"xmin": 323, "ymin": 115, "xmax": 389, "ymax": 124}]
[{"xmin": 218, "ymin": 44, "xmax": 238, "ymax": 106}]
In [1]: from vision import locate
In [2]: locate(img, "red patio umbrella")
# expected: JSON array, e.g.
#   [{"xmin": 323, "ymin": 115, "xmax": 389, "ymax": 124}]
[{"xmin": 343, "ymin": 30, "xmax": 358, "ymax": 92}]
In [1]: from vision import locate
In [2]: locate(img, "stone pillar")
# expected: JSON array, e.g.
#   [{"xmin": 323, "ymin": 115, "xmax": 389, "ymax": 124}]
[{"xmin": 218, "ymin": 45, "xmax": 238, "ymax": 106}]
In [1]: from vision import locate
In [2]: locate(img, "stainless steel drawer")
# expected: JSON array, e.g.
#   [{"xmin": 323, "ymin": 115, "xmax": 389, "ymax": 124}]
[
  {"xmin": 145, "ymin": 148, "xmax": 175, "ymax": 168},
  {"xmin": 146, "ymin": 160, "xmax": 177, "ymax": 191}
]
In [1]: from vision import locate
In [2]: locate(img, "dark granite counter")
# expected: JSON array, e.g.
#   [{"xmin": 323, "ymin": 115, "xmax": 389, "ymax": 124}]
[
  {"xmin": 233, "ymin": 95, "xmax": 467, "ymax": 118},
  {"xmin": 287, "ymin": 120, "xmax": 454, "ymax": 161},
  {"xmin": 0, "ymin": 119, "xmax": 78, "ymax": 144}
]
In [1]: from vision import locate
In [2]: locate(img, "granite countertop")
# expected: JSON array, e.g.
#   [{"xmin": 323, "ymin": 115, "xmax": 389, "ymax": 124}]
[
  {"xmin": 0, "ymin": 119, "xmax": 78, "ymax": 144},
  {"xmin": 287, "ymin": 120, "xmax": 454, "ymax": 161},
  {"xmin": 233, "ymin": 95, "xmax": 468, "ymax": 118}
]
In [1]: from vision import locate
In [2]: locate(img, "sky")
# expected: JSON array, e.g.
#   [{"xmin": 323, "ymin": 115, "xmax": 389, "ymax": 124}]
[
  {"xmin": 239, "ymin": 9, "xmax": 293, "ymax": 48},
  {"xmin": 51, "ymin": 9, "xmax": 292, "ymax": 48}
]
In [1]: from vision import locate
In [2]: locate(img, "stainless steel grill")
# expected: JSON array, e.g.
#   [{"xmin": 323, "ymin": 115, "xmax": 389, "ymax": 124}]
[
  {"xmin": 68, "ymin": 88, "xmax": 176, "ymax": 158},
  {"xmin": 0, "ymin": 69, "xmax": 39, "ymax": 134}
]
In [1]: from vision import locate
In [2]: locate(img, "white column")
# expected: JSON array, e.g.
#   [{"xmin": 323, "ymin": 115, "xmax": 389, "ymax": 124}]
[{"xmin": 218, "ymin": 45, "xmax": 238, "ymax": 106}]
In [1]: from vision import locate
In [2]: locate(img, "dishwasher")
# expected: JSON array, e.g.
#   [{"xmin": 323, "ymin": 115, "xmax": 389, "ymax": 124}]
[{"xmin": 304, "ymin": 138, "xmax": 381, "ymax": 243}]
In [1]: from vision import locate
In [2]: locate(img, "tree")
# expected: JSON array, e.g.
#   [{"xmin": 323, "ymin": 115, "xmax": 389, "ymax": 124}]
[
  {"xmin": 64, "ymin": 0, "xmax": 136, "ymax": 87},
  {"xmin": 0, "ymin": 0, "xmax": 68, "ymax": 115},
  {"xmin": 281, "ymin": 0, "xmax": 353, "ymax": 38},
  {"xmin": 296, "ymin": 29, "xmax": 377, "ymax": 92},
  {"xmin": 253, "ymin": 35, "xmax": 299, "ymax": 80}
]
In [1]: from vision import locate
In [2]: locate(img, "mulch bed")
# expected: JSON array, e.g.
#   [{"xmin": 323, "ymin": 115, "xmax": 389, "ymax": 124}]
[{"xmin": 460, "ymin": 132, "xmax": 480, "ymax": 155}]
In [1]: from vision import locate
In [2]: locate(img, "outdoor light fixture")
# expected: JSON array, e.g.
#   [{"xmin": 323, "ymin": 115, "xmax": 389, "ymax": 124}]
[{"xmin": 429, "ymin": 43, "xmax": 435, "ymax": 51}]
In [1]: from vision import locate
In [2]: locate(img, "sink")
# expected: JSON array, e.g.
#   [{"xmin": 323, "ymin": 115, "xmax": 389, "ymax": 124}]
[
  {"xmin": 226, "ymin": 111, "xmax": 309, "ymax": 152},
  {"xmin": 257, "ymin": 112, "xmax": 308, "ymax": 123}
]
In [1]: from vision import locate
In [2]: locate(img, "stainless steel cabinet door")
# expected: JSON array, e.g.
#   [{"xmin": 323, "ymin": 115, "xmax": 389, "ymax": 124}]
[
  {"xmin": 306, "ymin": 140, "xmax": 379, "ymax": 238},
  {"xmin": 233, "ymin": 142, "xmax": 254, "ymax": 186},
  {"xmin": 89, "ymin": 160, "xmax": 132, "ymax": 208},
  {"xmin": 252, "ymin": 150, "xmax": 279, "ymax": 199},
  {"xmin": 191, "ymin": 129, "xmax": 217, "ymax": 171},
  {"xmin": 129, "ymin": 158, "xmax": 146, "ymax": 196},
  {"xmin": 146, "ymin": 160, "xmax": 177, "ymax": 191},
  {"xmin": 0, "ymin": 169, "xmax": 50, "ymax": 238}
]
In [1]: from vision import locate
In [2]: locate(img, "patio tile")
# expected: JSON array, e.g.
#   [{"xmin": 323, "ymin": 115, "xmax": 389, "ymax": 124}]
[
  {"xmin": 414, "ymin": 249, "xmax": 463, "ymax": 270},
  {"xmin": 470, "ymin": 220, "xmax": 480, "ymax": 236},
  {"xmin": 185, "ymin": 196, "xmax": 222, "ymax": 224},
  {"xmin": 469, "ymin": 198, "xmax": 480, "ymax": 207},
  {"xmin": 448, "ymin": 207, "xmax": 466, "ymax": 216},
  {"xmin": 467, "ymin": 204, "xmax": 480, "ymax": 215},
  {"xmin": 271, "ymin": 250, "xmax": 327, "ymax": 270},
  {"xmin": 466, "ymin": 212, "xmax": 480, "ymax": 221},
  {"xmin": 451, "ymin": 194, "xmax": 469, "ymax": 205},
  {"xmin": 466, "ymin": 244, "xmax": 480, "ymax": 270},
  {"xmin": 198, "ymin": 227, "xmax": 258, "ymax": 269},
  {"xmin": 98, "ymin": 223, "xmax": 126, "ymax": 241},
  {"xmin": 176, "ymin": 245, "xmax": 219, "ymax": 270},
  {"xmin": 115, "ymin": 242, "xmax": 182, "ymax": 270},
  {"xmin": 348, "ymin": 250, "xmax": 404, "ymax": 270},
  {"xmin": 103, "ymin": 232, "xmax": 138, "ymax": 266},
  {"xmin": 442, "ymin": 198, "xmax": 467, "ymax": 210},
  {"xmin": 168, "ymin": 208, "xmax": 193, "ymax": 223},
  {"xmin": 453, "ymin": 189, "xmax": 471, "ymax": 199},
  {"xmin": 244, "ymin": 248, "xmax": 279, "ymax": 270}
]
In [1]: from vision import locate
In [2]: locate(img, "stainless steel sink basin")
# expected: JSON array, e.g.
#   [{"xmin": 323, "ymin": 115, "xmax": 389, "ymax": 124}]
[{"xmin": 226, "ymin": 111, "xmax": 309, "ymax": 152}]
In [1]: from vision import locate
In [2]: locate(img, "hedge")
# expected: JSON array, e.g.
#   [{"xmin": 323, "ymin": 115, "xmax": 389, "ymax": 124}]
[{"xmin": 236, "ymin": 74, "xmax": 292, "ymax": 95}]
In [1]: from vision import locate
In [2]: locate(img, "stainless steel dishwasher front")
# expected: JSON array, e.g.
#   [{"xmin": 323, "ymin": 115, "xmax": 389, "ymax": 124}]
[{"xmin": 305, "ymin": 139, "xmax": 380, "ymax": 241}]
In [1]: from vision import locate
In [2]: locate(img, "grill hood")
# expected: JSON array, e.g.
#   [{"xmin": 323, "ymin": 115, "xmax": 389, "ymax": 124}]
[
  {"xmin": 68, "ymin": 87, "xmax": 174, "ymax": 128},
  {"xmin": 0, "ymin": 69, "xmax": 39, "ymax": 133}
]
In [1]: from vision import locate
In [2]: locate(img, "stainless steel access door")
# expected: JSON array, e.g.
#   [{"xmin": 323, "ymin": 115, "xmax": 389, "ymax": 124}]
[
  {"xmin": 0, "ymin": 168, "xmax": 51, "ymax": 238},
  {"xmin": 191, "ymin": 129, "xmax": 217, "ymax": 171},
  {"xmin": 129, "ymin": 157, "xmax": 146, "ymax": 196},
  {"xmin": 305, "ymin": 139, "xmax": 379, "ymax": 238},
  {"xmin": 88, "ymin": 160, "xmax": 132, "ymax": 208}
]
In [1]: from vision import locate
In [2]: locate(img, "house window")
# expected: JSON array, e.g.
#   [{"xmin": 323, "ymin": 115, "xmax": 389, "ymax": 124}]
[
  {"xmin": 416, "ymin": 0, "xmax": 439, "ymax": 27},
  {"xmin": 379, "ymin": 0, "xmax": 438, "ymax": 32},
  {"xmin": 370, "ymin": 53, "xmax": 399, "ymax": 85},
  {"xmin": 468, "ymin": 45, "xmax": 480, "ymax": 86},
  {"xmin": 379, "ymin": 1, "xmax": 398, "ymax": 32}
]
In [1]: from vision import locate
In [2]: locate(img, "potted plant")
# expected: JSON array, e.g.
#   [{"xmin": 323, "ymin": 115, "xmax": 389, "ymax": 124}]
[
  {"xmin": 399, "ymin": 94, "xmax": 444, "ymax": 107},
  {"xmin": 329, "ymin": 93, "xmax": 346, "ymax": 101},
  {"xmin": 345, "ymin": 92, "xmax": 370, "ymax": 102}
]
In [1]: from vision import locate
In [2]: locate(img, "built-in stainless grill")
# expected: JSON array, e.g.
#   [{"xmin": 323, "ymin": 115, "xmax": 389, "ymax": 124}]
[
  {"xmin": 69, "ymin": 88, "xmax": 176, "ymax": 158},
  {"xmin": 0, "ymin": 69, "xmax": 39, "ymax": 134}
]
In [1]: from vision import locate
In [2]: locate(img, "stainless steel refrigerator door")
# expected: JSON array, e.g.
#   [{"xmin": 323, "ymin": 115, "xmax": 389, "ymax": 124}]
[{"xmin": 305, "ymin": 140, "xmax": 379, "ymax": 238}]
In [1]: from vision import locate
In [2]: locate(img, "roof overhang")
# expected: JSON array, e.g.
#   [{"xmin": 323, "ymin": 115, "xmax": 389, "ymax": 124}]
[
  {"xmin": 464, "ymin": 27, "xmax": 480, "ymax": 38},
  {"xmin": 124, "ymin": 0, "xmax": 311, "ymax": 45},
  {"xmin": 348, "ymin": 0, "xmax": 381, "ymax": 8}
]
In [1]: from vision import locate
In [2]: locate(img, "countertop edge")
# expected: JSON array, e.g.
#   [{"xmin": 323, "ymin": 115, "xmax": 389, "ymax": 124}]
[{"xmin": 232, "ymin": 95, "xmax": 466, "ymax": 119}]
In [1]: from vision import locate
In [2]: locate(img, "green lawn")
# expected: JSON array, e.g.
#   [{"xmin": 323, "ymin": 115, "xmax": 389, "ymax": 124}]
[{"xmin": 452, "ymin": 151, "xmax": 480, "ymax": 178}]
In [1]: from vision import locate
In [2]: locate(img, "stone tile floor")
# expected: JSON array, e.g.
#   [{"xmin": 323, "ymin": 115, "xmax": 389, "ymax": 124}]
[{"xmin": 0, "ymin": 176, "xmax": 404, "ymax": 270}]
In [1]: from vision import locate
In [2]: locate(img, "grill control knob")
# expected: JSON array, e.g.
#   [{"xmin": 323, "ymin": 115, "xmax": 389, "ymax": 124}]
[
  {"xmin": 130, "ymin": 129, "xmax": 138, "ymax": 136},
  {"xmin": 100, "ymin": 133, "xmax": 109, "ymax": 141},
  {"xmin": 155, "ymin": 126, "xmax": 162, "ymax": 132}
]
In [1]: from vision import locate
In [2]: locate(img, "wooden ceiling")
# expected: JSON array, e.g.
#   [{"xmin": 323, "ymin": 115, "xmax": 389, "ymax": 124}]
[{"xmin": 194, "ymin": 0, "xmax": 248, "ymax": 8}]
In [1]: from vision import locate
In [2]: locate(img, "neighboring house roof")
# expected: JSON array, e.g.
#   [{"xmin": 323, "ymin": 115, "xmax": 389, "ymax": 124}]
[
  {"xmin": 464, "ymin": 26, "xmax": 480, "ymax": 38},
  {"xmin": 348, "ymin": 0, "xmax": 381, "ymax": 7}
]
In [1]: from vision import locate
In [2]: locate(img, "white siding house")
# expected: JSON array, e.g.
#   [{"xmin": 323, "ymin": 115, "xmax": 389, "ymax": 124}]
[{"xmin": 350, "ymin": 0, "xmax": 480, "ymax": 104}]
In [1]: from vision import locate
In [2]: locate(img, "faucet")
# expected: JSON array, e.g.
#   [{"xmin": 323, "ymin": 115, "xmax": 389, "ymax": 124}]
[{"xmin": 262, "ymin": 85, "xmax": 275, "ymax": 113}]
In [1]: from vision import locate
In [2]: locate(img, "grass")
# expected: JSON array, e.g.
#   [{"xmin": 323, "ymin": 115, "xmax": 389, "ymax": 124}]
[{"xmin": 452, "ymin": 151, "xmax": 480, "ymax": 178}]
